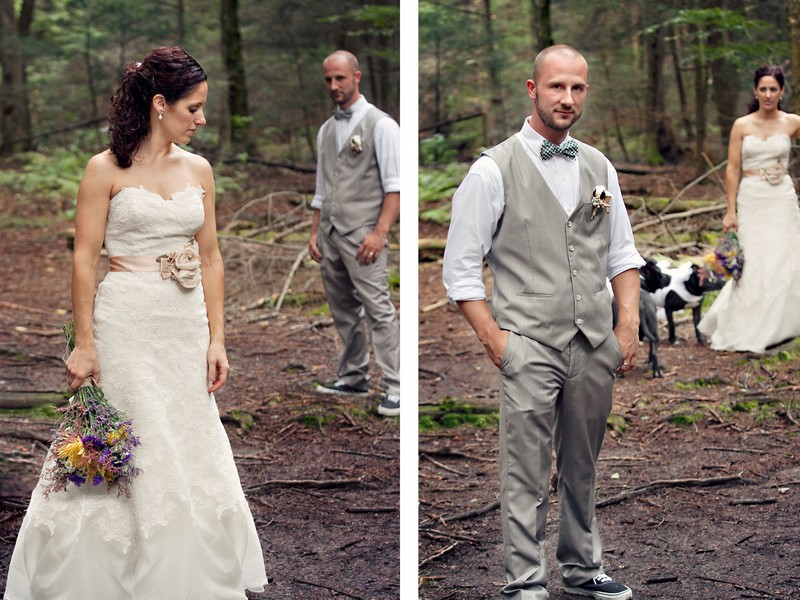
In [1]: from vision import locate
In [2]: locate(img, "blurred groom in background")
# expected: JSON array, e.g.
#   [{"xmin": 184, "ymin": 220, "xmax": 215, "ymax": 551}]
[{"xmin": 307, "ymin": 50, "xmax": 401, "ymax": 417}]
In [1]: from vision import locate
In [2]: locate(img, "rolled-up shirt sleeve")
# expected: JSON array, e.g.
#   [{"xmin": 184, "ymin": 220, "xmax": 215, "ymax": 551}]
[
  {"xmin": 442, "ymin": 156, "xmax": 505, "ymax": 302},
  {"xmin": 310, "ymin": 124, "xmax": 327, "ymax": 210},
  {"xmin": 374, "ymin": 117, "xmax": 400, "ymax": 194},
  {"xmin": 605, "ymin": 160, "xmax": 645, "ymax": 280}
]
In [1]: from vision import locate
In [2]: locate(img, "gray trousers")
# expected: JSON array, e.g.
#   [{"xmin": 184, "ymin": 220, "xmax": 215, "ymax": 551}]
[
  {"xmin": 318, "ymin": 226, "xmax": 400, "ymax": 396},
  {"xmin": 499, "ymin": 331, "xmax": 622, "ymax": 599}
]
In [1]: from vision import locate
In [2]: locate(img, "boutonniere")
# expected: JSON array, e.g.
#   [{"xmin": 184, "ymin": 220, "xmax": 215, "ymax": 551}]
[
  {"xmin": 590, "ymin": 185, "xmax": 611, "ymax": 220},
  {"xmin": 350, "ymin": 134, "xmax": 363, "ymax": 155}
]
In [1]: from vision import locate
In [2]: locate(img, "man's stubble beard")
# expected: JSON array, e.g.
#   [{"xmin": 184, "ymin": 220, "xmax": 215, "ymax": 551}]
[{"xmin": 534, "ymin": 94, "xmax": 582, "ymax": 132}]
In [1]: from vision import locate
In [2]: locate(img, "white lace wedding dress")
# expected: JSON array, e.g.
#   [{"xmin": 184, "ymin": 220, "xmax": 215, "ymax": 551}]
[
  {"xmin": 5, "ymin": 185, "xmax": 267, "ymax": 599},
  {"xmin": 698, "ymin": 134, "xmax": 800, "ymax": 352}
]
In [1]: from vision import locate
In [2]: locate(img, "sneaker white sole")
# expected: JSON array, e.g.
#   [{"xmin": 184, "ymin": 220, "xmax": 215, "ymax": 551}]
[
  {"xmin": 377, "ymin": 405, "xmax": 400, "ymax": 417},
  {"xmin": 562, "ymin": 585, "xmax": 632, "ymax": 600}
]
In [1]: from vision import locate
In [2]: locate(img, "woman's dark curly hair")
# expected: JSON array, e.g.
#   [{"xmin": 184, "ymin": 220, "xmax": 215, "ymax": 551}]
[
  {"xmin": 107, "ymin": 47, "xmax": 207, "ymax": 168},
  {"xmin": 747, "ymin": 64, "xmax": 785, "ymax": 114}
]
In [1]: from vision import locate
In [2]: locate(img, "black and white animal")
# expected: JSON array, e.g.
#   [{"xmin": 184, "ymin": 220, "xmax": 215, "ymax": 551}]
[
  {"xmin": 610, "ymin": 278, "xmax": 663, "ymax": 378},
  {"xmin": 640, "ymin": 260, "xmax": 724, "ymax": 345}
]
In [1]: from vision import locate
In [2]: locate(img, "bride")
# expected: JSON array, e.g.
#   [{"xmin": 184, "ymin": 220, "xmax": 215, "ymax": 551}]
[
  {"xmin": 698, "ymin": 64, "xmax": 800, "ymax": 353},
  {"xmin": 4, "ymin": 47, "xmax": 267, "ymax": 598}
]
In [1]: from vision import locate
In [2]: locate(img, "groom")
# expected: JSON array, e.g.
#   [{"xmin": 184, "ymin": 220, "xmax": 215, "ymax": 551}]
[
  {"xmin": 307, "ymin": 50, "xmax": 401, "ymax": 417},
  {"xmin": 443, "ymin": 45, "xmax": 643, "ymax": 599}
]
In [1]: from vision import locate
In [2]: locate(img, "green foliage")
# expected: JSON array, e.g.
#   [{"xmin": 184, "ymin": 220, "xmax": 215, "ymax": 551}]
[
  {"xmin": 419, "ymin": 206, "xmax": 452, "ymax": 225},
  {"xmin": 732, "ymin": 400, "xmax": 759, "ymax": 412},
  {"xmin": 653, "ymin": 8, "xmax": 786, "ymax": 68},
  {"xmin": 673, "ymin": 376, "xmax": 723, "ymax": 390},
  {"xmin": 0, "ymin": 148, "xmax": 90, "ymax": 203},
  {"xmin": 300, "ymin": 412, "xmax": 337, "ymax": 429},
  {"xmin": 606, "ymin": 413, "xmax": 627, "ymax": 433},
  {"xmin": 388, "ymin": 268, "xmax": 400, "ymax": 292},
  {"xmin": 419, "ymin": 164, "xmax": 468, "ymax": 204},
  {"xmin": 311, "ymin": 302, "xmax": 331, "ymax": 316},
  {"xmin": 0, "ymin": 404, "xmax": 61, "ymax": 421},
  {"xmin": 420, "ymin": 134, "xmax": 457, "ymax": 166},
  {"xmin": 419, "ymin": 397, "xmax": 499, "ymax": 430},
  {"xmin": 670, "ymin": 412, "xmax": 698, "ymax": 425},
  {"xmin": 226, "ymin": 410, "xmax": 256, "ymax": 431}
]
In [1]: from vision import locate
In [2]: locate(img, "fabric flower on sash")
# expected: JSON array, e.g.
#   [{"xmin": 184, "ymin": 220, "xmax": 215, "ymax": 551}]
[
  {"xmin": 350, "ymin": 134, "xmax": 363, "ymax": 155},
  {"xmin": 590, "ymin": 185, "xmax": 611, "ymax": 220},
  {"xmin": 158, "ymin": 241, "xmax": 201, "ymax": 289}
]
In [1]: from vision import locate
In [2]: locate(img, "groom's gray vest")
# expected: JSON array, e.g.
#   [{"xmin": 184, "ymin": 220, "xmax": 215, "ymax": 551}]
[
  {"xmin": 484, "ymin": 136, "xmax": 613, "ymax": 351},
  {"xmin": 320, "ymin": 105, "xmax": 388, "ymax": 237}
]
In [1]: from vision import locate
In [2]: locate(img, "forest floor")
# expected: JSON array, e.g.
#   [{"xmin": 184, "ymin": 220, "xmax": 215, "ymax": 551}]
[
  {"xmin": 417, "ymin": 167, "xmax": 800, "ymax": 599},
  {"xmin": 0, "ymin": 163, "xmax": 399, "ymax": 600}
]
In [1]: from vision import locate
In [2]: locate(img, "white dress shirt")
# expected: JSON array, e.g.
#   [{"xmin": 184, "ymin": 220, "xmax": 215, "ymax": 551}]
[
  {"xmin": 443, "ymin": 118, "xmax": 644, "ymax": 302},
  {"xmin": 310, "ymin": 96, "xmax": 400, "ymax": 210}
]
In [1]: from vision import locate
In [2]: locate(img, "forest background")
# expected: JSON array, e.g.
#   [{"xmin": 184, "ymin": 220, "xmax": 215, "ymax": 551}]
[
  {"xmin": 419, "ymin": 0, "xmax": 800, "ymax": 215},
  {"xmin": 0, "ymin": 0, "xmax": 400, "ymax": 168}
]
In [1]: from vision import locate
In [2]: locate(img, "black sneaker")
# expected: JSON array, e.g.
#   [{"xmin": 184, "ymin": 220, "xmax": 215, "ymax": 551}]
[
  {"xmin": 563, "ymin": 574, "xmax": 632, "ymax": 600},
  {"xmin": 377, "ymin": 394, "xmax": 400, "ymax": 417},
  {"xmin": 315, "ymin": 380, "xmax": 368, "ymax": 396}
]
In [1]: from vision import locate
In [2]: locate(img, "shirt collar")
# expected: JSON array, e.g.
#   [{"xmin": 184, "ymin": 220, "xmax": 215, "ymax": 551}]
[{"xmin": 339, "ymin": 95, "xmax": 368, "ymax": 117}]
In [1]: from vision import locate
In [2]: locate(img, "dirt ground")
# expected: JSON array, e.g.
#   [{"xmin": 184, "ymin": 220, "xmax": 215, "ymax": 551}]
[
  {"xmin": 417, "ymin": 169, "xmax": 800, "ymax": 599},
  {"xmin": 0, "ymin": 165, "xmax": 399, "ymax": 600}
]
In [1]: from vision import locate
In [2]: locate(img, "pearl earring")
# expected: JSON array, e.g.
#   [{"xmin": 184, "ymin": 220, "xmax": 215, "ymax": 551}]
[{"xmin": 158, "ymin": 112, "xmax": 163, "ymax": 121}]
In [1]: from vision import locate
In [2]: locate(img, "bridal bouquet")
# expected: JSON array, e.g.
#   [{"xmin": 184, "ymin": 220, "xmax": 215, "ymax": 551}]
[
  {"xmin": 42, "ymin": 321, "xmax": 141, "ymax": 496},
  {"xmin": 704, "ymin": 231, "xmax": 744, "ymax": 282}
]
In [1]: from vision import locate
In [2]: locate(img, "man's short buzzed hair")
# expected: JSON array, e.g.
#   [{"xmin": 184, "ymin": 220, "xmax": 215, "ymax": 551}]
[
  {"xmin": 323, "ymin": 50, "xmax": 359, "ymax": 72},
  {"xmin": 532, "ymin": 44, "xmax": 586, "ymax": 82}
]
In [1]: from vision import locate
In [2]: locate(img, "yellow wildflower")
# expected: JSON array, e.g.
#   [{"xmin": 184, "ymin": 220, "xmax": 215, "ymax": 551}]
[{"xmin": 57, "ymin": 439, "xmax": 86, "ymax": 469}]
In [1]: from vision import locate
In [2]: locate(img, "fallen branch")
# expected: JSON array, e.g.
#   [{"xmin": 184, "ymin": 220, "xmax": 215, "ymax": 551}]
[
  {"xmin": 418, "ymin": 541, "xmax": 460, "ymax": 568},
  {"xmin": 294, "ymin": 578, "xmax": 366, "ymax": 599},
  {"xmin": 418, "ymin": 447, "xmax": 494, "ymax": 463},
  {"xmin": 420, "ymin": 453, "xmax": 468, "ymax": 476},
  {"xmin": 0, "ymin": 391, "xmax": 67, "ymax": 409},
  {"xmin": 632, "ymin": 203, "xmax": 726, "ymax": 232},
  {"xmin": 275, "ymin": 246, "xmax": 310, "ymax": 312},
  {"xmin": 332, "ymin": 449, "xmax": 394, "ymax": 460},
  {"xmin": 419, "ymin": 499, "xmax": 500, "ymax": 530},
  {"xmin": 729, "ymin": 497, "xmax": 777, "ymax": 506},
  {"xmin": 421, "ymin": 298, "xmax": 449, "ymax": 313},
  {"xmin": 596, "ymin": 474, "xmax": 746, "ymax": 508},
  {"xmin": 244, "ymin": 476, "xmax": 363, "ymax": 493},
  {"xmin": 0, "ymin": 301, "xmax": 61, "ymax": 316},
  {"xmin": 421, "ymin": 528, "xmax": 480, "ymax": 543},
  {"xmin": 696, "ymin": 574, "xmax": 780, "ymax": 598},
  {"xmin": 344, "ymin": 506, "xmax": 398, "ymax": 513}
]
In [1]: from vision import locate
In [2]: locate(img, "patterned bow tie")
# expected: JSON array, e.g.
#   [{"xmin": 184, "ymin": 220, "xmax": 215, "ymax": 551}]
[
  {"xmin": 333, "ymin": 107, "xmax": 353, "ymax": 120},
  {"xmin": 540, "ymin": 138, "xmax": 578, "ymax": 160}
]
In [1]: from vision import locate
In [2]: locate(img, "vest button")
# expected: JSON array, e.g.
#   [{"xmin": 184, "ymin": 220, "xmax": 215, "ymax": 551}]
[
  {"xmin": 576, "ymin": 318, "xmax": 583, "ymax": 325},
  {"xmin": 572, "ymin": 269, "xmax": 579, "ymax": 276},
  {"xmin": 567, "ymin": 221, "xmax": 573, "ymax": 227},
  {"xmin": 569, "ymin": 245, "xmax": 575, "ymax": 252},
  {"xmin": 576, "ymin": 294, "xmax": 582, "ymax": 301}
]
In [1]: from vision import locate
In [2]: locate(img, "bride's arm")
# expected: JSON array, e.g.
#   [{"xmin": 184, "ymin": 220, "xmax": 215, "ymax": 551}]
[
  {"xmin": 67, "ymin": 153, "xmax": 113, "ymax": 391},
  {"xmin": 723, "ymin": 120, "xmax": 744, "ymax": 233},
  {"xmin": 195, "ymin": 159, "xmax": 229, "ymax": 394}
]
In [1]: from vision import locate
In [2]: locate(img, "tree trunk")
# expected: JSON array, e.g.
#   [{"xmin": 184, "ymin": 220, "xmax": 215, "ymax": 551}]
[
  {"xmin": 531, "ymin": 0, "xmax": 553, "ymax": 53},
  {"xmin": 708, "ymin": 30, "xmax": 739, "ymax": 147},
  {"xmin": 670, "ymin": 24, "xmax": 694, "ymax": 143},
  {"xmin": 0, "ymin": 0, "xmax": 35, "ymax": 155},
  {"xmin": 789, "ymin": 0, "xmax": 800, "ymax": 111},
  {"xmin": 692, "ymin": 27, "xmax": 708, "ymax": 177},
  {"xmin": 220, "ymin": 0, "xmax": 257, "ymax": 157},
  {"xmin": 644, "ymin": 25, "xmax": 664, "ymax": 165},
  {"xmin": 601, "ymin": 54, "xmax": 630, "ymax": 162},
  {"xmin": 482, "ymin": 0, "xmax": 506, "ymax": 144}
]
